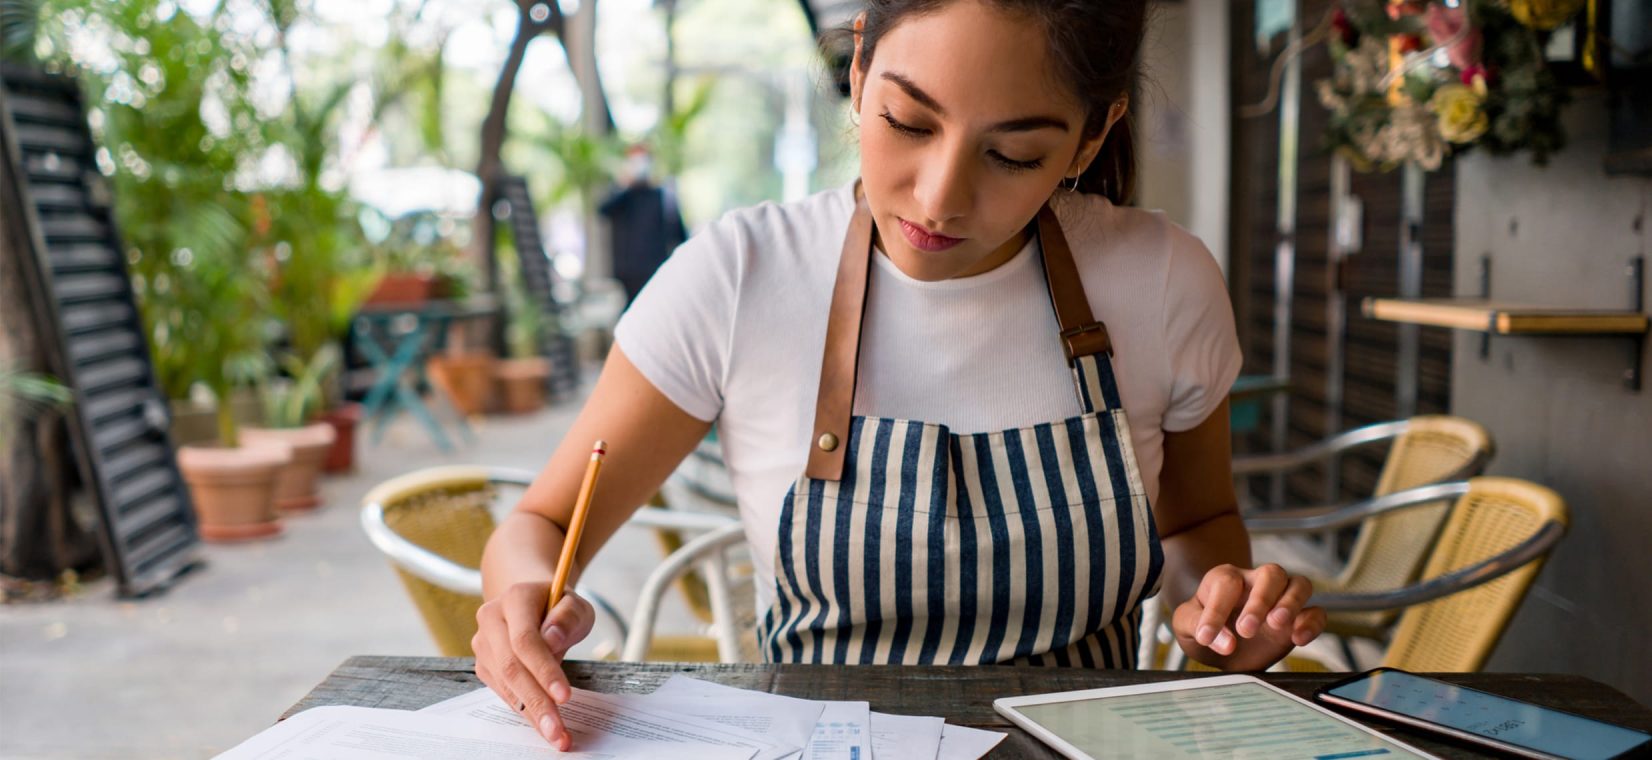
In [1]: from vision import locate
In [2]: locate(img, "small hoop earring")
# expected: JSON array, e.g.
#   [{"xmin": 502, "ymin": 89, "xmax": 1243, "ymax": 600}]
[{"xmin": 1062, "ymin": 175, "xmax": 1080, "ymax": 193}]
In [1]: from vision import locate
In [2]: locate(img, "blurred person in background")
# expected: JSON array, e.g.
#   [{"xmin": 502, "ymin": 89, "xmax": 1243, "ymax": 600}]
[{"xmin": 599, "ymin": 144, "xmax": 687, "ymax": 306}]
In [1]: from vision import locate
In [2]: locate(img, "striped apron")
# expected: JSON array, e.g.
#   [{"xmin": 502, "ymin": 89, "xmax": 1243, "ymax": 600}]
[{"xmin": 757, "ymin": 191, "xmax": 1164, "ymax": 667}]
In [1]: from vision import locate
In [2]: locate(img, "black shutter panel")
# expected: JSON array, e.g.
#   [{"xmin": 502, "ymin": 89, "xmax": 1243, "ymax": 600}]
[
  {"xmin": 1, "ymin": 64, "xmax": 200, "ymax": 597},
  {"xmin": 497, "ymin": 175, "xmax": 580, "ymax": 398}
]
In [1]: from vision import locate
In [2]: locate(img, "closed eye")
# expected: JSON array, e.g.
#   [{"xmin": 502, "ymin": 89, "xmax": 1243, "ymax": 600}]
[
  {"xmin": 989, "ymin": 151, "xmax": 1043, "ymax": 172},
  {"xmin": 881, "ymin": 111, "xmax": 1045, "ymax": 173},
  {"xmin": 880, "ymin": 111, "xmax": 929, "ymax": 137}
]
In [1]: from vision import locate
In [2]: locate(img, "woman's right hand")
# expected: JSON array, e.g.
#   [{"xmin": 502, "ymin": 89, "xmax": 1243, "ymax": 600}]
[{"xmin": 472, "ymin": 582, "xmax": 596, "ymax": 750}]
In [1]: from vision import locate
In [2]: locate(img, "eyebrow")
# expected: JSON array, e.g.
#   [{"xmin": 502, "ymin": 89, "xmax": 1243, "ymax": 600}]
[{"xmin": 880, "ymin": 71, "xmax": 1071, "ymax": 133}]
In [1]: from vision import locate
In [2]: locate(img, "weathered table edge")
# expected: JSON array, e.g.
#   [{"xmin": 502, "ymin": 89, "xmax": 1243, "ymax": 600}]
[{"xmin": 282, "ymin": 657, "xmax": 1652, "ymax": 758}]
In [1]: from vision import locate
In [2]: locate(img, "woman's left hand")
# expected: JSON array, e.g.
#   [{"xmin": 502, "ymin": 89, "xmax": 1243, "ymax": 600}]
[{"xmin": 1171, "ymin": 563, "xmax": 1327, "ymax": 671}]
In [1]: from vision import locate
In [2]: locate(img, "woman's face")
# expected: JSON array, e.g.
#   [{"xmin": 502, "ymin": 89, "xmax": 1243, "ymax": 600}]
[{"xmin": 851, "ymin": 1, "xmax": 1121, "ymax": 282}]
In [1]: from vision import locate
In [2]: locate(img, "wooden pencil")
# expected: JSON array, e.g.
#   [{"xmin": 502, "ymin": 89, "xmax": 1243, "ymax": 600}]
[{"xmin": 549, "ymin": 439, "xmax": 606, "ymax": 610}]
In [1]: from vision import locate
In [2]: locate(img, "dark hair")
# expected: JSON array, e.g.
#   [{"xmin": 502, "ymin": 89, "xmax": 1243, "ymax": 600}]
[{"xmin": 844, "ymin": 0, "xmax": 1149, "ymax": 206}]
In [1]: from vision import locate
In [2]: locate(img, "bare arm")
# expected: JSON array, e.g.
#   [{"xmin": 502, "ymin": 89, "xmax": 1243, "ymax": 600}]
[
  {"xmin": 1155, "ymin": 399, "xmax": 1325, "ymax": 670},
  {"xmin": 1155, "ymin": 399, "xmax": 1249, "ymax": 607},
  {"xmin": 473, "ymin": 344, "xmax": 711, "ymax": 748}
]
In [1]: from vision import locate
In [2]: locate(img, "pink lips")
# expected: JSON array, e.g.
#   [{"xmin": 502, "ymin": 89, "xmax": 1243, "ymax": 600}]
[{"xmin": 898, "ymin": 218, "xmax": 965, "ymax": 252}]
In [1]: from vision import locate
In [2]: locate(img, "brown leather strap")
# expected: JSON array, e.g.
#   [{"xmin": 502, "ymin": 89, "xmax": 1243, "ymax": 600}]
[
  {"xmin": 804, "ymin": 191, "xmax": 875, "ymax": 481},
  {"xmin": 804, "ymin": 198, "xmax": 1110, "ymax": 481},
  {"xmin": 1036, "ymin": 205, "xmax": 1112, "ymax": 361}
]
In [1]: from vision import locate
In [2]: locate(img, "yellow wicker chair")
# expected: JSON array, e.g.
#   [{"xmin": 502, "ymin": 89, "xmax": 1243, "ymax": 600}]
[
  {"xmin": 360, "ymin": 465, "xmax": 748, "ymax": 661},
  {"xmin": 1235, "ymin": 416, "xmax": 1494, "ymax": 641},
  {"xmin": 1246, "ymin": 477, "xmax": 1567, "ymax": 672}
]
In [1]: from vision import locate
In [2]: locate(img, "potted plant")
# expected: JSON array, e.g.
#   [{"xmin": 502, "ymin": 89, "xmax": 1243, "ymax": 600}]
[
  {"xmin": 493, "ymin": 244, "xmax": 551, "ymax": 414},
  {"xmin": 164, "ymin": 255, "xmax": 291, "ymax": 542},
  {"xmin": 361, "ymin": 216, "xmax": 462, "ymax": 306},
  {"xmin": 240, "ymin": 347, "xmax": 339, "ymax": 513}
]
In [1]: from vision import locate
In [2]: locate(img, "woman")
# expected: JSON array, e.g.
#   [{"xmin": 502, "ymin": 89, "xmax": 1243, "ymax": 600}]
[{"xmin": 476, "ymin": 0, "xmax": 1328, "ymax": 749}]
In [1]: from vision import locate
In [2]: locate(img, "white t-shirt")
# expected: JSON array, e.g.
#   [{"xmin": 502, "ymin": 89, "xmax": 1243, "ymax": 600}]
[{"xmin": 614, "ymin": 181, "xmax": 1242, "ymax": 611}]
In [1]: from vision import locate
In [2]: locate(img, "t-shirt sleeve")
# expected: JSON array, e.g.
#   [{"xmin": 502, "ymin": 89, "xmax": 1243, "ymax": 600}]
[
  {"xmin": 1159, "ymin": 228, "xmax": 1243, "ymax": 432},
  {"xmin": 612, "ymin": 215, "xmax": 742, "ymax": 423}
]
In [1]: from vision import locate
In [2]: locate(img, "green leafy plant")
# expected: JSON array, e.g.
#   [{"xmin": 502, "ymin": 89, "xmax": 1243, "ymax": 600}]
[
  {"xmin": 0, "ymin": 364, "xmax": 73, "ymax": 447},
  {"xmin": 15, "ymin": 0, "xmax": 275, "ymax": 428},
  {"xmin": 522, "ymin": 112, "xmax": 624, "ymax": 208},
  {"xmin": 259, "ymin": 345, "xmax": 340, "ymax": 429},
  {"xmin": 495, "ymin": 227, "xmax": 546, "ymax": 360},
  {"xmin": 651, "ymin": 77, "xmax": 717, "ymax": 179}
]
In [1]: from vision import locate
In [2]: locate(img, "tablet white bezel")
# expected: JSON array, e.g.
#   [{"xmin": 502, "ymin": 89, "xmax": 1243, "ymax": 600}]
[{"xmin": 992, "ymin": 674, "xmax": 1442, "ymax": 760}]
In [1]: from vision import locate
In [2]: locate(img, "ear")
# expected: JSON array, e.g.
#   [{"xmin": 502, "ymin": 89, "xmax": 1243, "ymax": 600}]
[
  {"xmin": 1067, "ymin": 98, "xmax": 1129, "ymax": 177},
  {"xmin": 849, "ymin": 13, "xmax": 868, "ymax": 115}
]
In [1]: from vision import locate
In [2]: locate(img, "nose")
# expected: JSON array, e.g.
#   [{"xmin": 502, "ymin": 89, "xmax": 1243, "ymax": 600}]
[{"xmin": 912, "ymin": 142, "xmax": 971, "ymax": 227}]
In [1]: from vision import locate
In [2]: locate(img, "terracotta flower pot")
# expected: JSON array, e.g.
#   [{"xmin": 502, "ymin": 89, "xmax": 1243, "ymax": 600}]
[
  {"xmin": 241, "ymin": 423, "xmax": 337, "ymax": 512},
  {"xmin": 494, "ymin": 357, "xmax": 550, "ymax": 414},
  {"xmin": 178, "ymin": 441, "xmax": 292, "ymax": 542},
  {"xmin": 364, "ymin": 273, "xmax": 438, "ymax": 306},
  {"xmin": 317, "ymin": 403, "xmax": 362, "ymax": 474},
  {"xmin": 428, "ymin": 353, "xmax": 497, "ymax": 416}
]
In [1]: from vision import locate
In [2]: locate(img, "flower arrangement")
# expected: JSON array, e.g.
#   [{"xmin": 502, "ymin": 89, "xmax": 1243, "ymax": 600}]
[{"xmin": 1317, "ymin": 0, "xmax": 1584, "ymax": 171}]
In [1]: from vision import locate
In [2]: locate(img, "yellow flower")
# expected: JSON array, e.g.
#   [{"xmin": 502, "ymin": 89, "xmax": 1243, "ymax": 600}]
[
  {"xmin": 1430, "ymin": 83, "xmax": 1490, "ymax": 144},
  {"xmin": 1508, "ymin": 0, "xmax": 1586, "ymax": 30}
]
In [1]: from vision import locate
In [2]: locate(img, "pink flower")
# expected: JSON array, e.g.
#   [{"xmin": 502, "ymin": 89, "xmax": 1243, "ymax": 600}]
[{"xmin": 1425, "ymin": 5, "xmax": 1483, "ymax": 71}]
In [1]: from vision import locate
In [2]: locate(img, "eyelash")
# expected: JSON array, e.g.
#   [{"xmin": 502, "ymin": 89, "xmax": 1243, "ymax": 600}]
[{"xmin": 878, "ymin": 111, "xmax": 1045, "ymax": 173}]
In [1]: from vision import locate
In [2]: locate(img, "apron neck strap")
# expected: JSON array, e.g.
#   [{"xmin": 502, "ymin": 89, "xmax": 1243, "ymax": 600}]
[{"xmin": 804, "ymin": 188, "xmax": 1114, "ymax": 481}]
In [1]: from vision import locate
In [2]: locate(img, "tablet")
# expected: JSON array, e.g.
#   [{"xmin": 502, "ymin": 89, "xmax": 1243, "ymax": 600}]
[{"xmin": 994, "ymin": 674, "xmax": 1441, "ymax": 760}]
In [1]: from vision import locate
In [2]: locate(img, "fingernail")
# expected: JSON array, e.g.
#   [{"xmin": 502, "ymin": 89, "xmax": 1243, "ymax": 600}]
[
  {"xmin": 543, "ymin": 623, "xmax": 565, "ymax": 650},
  {"xmin": 1196, "ymin": 625, "xmax": 1216, "ymax": 645},
  {"xmin": 550, "ymin": 680, "xmax": 570, "ymax": 704},
  {"xmin": 1213, "ymin": 630, "xmax": 1233, "ymax": 652},
  {"xmin": 539, "ymin": 715, "xmax": 556, "ymax": 742},
  {"xmin": 1268, "ymin": 608, "xmax": 1291, "ymax": 629},
  {"xmin": 1238, "ymin": 614, "xmax": 1260, "ymax": 637}
]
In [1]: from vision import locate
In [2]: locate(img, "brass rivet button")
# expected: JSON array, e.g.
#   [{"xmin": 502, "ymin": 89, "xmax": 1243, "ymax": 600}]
[{"xmin": 817, "ymin": 432, "xmax": 839, "ymax": 452}]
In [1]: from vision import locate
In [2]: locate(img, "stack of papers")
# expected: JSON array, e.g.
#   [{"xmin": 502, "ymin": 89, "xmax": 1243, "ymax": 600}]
[{"xmin": 216, "ymin": 675, "xmax": 1006, "ymax": 759}]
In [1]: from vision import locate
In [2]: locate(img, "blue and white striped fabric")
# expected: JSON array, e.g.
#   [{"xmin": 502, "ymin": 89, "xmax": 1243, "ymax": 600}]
[{"xmin": 758, "ymin": 352, "xmax": 1165, "ymax": 667}]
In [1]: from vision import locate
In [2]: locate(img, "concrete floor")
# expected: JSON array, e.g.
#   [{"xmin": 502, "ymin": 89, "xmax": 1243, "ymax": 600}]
[{"xmin": 0, "ymin": 397, "xmax": 697, "ymax": 759}]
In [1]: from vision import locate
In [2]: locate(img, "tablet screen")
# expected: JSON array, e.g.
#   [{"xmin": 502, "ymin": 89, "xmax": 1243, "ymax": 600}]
[{"xmin": 1013, "ymin": 682, "xmax": 1429, "ymax": 759}]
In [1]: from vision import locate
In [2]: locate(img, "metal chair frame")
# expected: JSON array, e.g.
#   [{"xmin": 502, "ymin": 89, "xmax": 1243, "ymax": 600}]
[
  {"xmin": 1245, "ymin": 481, "xmax": 1566, "ymax": 612},
  {"xmin": 360, "ymin": 466, "xmax": 749, "ymax": 663},
  {"xmin": 1232, "ymin": 420, "xmax": 1491, "ymax": 496}
]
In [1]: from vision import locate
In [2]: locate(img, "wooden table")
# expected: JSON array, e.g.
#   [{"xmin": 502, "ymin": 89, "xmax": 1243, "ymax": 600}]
[{"xmin": 286, "ymin": 657, "xmax": 1652, "ymax": 759}]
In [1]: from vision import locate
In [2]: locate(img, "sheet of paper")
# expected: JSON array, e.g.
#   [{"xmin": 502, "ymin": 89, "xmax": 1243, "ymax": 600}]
[
  {"xmin": 805, "ymin": 700, "xmax": 872, "ymax": 760},
  {"xmin": 646, "ymin": 674, "xmax": 827, "ymax": 751},
  {"xmin": 936, "ymin": 723, "xmax": 1008, "ymax": 760},
  {"xmin": 869, "ymin": 712, "xmax": 944, "ymax": 760},
  {"xmin": 421, "ymin": 687, "xmax": 789, "ymax": 760},
  {"xmin": 213, "ymin": 705, "xmax": 752, "ymax": 760}
]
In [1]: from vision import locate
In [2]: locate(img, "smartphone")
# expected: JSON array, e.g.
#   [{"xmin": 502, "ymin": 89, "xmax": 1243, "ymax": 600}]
[{"xmin": 1315, "ymin": 667, "xmax": 1652, "ymax": 760}]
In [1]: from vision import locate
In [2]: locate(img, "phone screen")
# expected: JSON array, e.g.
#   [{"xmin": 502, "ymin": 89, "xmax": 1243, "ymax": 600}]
[{"xmin": 1324, "ymin": 669, "xmax": 1651, "ymax": 760}]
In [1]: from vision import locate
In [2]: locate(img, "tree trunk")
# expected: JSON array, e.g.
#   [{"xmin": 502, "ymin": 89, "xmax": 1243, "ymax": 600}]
[
  {"xmin": 568, "ymin": 0, "xmax": 612, "ymax": 284},
  {"xmin": 470, "ymin": 0, "xmax": 615, "ymax": 297},
  {"xmin": 0, "ymin": 137, "xmax": 100, "ymax": 583}
]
